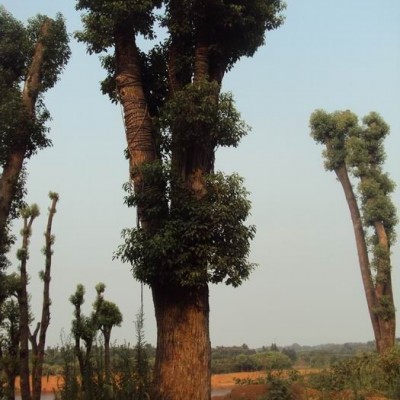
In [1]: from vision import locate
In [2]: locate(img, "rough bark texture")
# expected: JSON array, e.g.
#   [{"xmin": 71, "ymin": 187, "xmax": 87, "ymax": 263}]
[
  {"xmin": 0, "ymin": 20, "xmax": 51, "ymax": 248},
  {"xmin": 30, "ymin": 196, "xmax": 58, "ymax": 400},
  {"xmin": 335, "ymin": 164, "xmax": 395, "ymax": 354},
  {"xmin": 115, "ymin": 25, "xmax": 157, "ymax": 231},
  {"xmin": 152, "ymin": 283, "xmax": 211, "ymax": 400}
]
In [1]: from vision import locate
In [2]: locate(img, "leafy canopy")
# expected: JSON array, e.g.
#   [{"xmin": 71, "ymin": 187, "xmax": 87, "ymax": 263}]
[{"xmin": 77, "ymin": 0, "xmax": 285, "ymax": 288}]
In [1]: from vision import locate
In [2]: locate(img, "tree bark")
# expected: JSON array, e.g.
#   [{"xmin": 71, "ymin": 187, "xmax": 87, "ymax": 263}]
[
  {"xmin": 152, "ymin": 283, "xmax": 211, "ymax": 400},
  {"xmin": 335, "ymin": 164, "xmax": 394, "ymax": 353},
  {"xmin": 0, "ymin": 20, "xmax": 51, "ymax": 249},
  {"xmin": 114, "ymin": 25, "xmax": 158, "ymax": 231}
]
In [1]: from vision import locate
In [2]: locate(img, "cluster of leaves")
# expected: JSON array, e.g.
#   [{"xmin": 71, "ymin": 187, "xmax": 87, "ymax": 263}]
[
  {"xmin": 0, "ymin": 8, "xmax": 70, "ymax": 165},
  {"xmin": 157, "ymin": 80, "xmax": 249, "ymax": 150},
  {"xmin": 164, "ymin": 0, "xmax": 285, "ymax": 72},
  {"xmin": 117, "ymin": 171, "xmax": 255, "ymax": 287}
]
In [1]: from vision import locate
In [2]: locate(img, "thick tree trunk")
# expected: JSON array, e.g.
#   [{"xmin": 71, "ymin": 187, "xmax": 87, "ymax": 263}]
[
  {"xmin": 335, "ymin": 164, "xmax": 394, "ymax": 353},
  {"xmin": 0, "ymin": 20, "xmax": 51, "ymax": 248},
  {"xmin": 115, "ymin": 26, "xmax": 213, "ymax": 400},
  {"xmin": 152, "ymin": 283, "xmax": 211, "ymax": 400}
]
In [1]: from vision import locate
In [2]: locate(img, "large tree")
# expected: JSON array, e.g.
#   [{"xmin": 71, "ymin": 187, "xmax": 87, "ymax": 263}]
[
  {"xmin": 0, "ymin": 7, "xmax": 70, "ymax": 262},
  {"xmin": 76, "ymin": 1, "xmax": 285, "ymax": 398},
  {"xmin": 310, "ymin": 110, "xmax": 397, "ymax": 354}
]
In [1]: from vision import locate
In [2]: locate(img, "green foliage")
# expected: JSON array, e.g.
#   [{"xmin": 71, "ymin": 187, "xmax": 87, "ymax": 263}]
[
  {"xmin": 0, "ymin": 6, "xmax": 29, "ymax": 85},
  {"xmin": 77, "ymin": 1, "xmax": 285, "ymax": 290},
  {"xmin": 310, "ymin": 109, "xmax": 359, "ymax": 171},
  {"xmin": 158, "ymin": 81, "xmax": 249, "ymax": 149},
  {"xmin": 308, "ymin": 349, "xmax": 400, "ymax": 399},
  {"xmin": 26, "ymin": 13, "xmax": 70, "ymax": 92},
  {"xmin": 117, "ymin": 171, "xmax": 255, "ymax": 287},
  {"xmin": 0, "ymin": 8, "xmax": 70, "ymax": 164},
  {"xmin": 75, "ymin": 0, "xmax": 161, "ymax": 54},
  {"xmin": 164, "ymin": 0, "xmax": 286, "ymax": 71}
]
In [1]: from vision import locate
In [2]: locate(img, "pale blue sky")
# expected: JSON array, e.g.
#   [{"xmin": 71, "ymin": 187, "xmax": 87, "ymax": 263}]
[{"xmin": 2, "ymin": 0, "xmax": 400, "ymax": 348}]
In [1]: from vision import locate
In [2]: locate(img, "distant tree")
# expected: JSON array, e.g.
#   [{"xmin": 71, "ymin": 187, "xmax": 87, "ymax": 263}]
[
  {"xmin": 270, "ymin": 343, "xmax": 279, "ymax": 352},
  {"xmin": 92, "ymin": 283, "xmax": 123, "ymax": 387},
  {"xmin": 310, "ymin": 110, "xmax": 397, "ymax": 354},
  {"xmin": 281, "ymin": 347, "xmax": 297, "ymax": 363},
  {"xmin": 75, "ymin": 1, "xmax": 285, "ymax": 398},
  {"xmin": 0, "ymin": 7, "xmax": 70, "ymax": 263}
]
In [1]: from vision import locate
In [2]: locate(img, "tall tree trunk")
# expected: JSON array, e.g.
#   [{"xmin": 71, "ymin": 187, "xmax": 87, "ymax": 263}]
[
  {"xmin": 30, "ymin": 195, "xmax": 58, "ymax": 400},
  {"xmin": 0, "ymin": 20, "xmax": 51, "ymax": 248},
  {"xmin": 373, "ymin": 220, "xmax": 395, "ymax": 353},
  {"xmin": 335, "ymin": 164, "xmax": 393, "ymax": 353},
  {"xmin": 152, "ymin": 283, "xmax": 211, "ymax": 400},
  {"xmin": 19, "ymin": 215, "xmax": 37, "ymax": 400}
]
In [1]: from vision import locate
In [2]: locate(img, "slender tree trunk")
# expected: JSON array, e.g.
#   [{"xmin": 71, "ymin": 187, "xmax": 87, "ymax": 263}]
[
  {"xmin": 373, "ymin": 220, "xmax": 395, "ymax": 353},
  {"xmin": 104, "ymin": 330, "xmax": 111, "ymax": 385},
  {"xmin": 335, "ymin": 164, "xmax": 394, "ymax": 353},
  {"xmin": 30, "ymin": 195, "xmax": 58, "ymax": 400},
  {"xmin": 19, "ymin": 215, "xmax": 36, "ymax": 400},
  {"xmin": 152, "ymin": 283, "xmax": 211, "ymax": 400},
  {"xmin": 0, "ymin": 20, "xmax": 51, "ymax": 248}
]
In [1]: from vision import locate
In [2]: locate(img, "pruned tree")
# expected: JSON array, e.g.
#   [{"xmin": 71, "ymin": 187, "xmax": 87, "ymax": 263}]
[
  {"xmin": 17, "ymin": 203, "xmax": 40, "ymax": 400},
  {"xmin": 69, "ymin": 284, "xmax": 97, "ymax": 398},
  {"xmin": 75, "ymin": 1, "xmax": 285, "ymax": 398},
  {"xmin": 310, "ymin": 110, "xmax": 397, "ymax": 354},
  {"xmin": 29, "ymin": 192, "xmax": 59, "ymax": 400},
  {"xmin": 92, "ymin": 282, "xmax": 123, "ymax": 386},
  {"xmin": 0, "ymin": 7, "xmax": 70, "ymax": 260}
]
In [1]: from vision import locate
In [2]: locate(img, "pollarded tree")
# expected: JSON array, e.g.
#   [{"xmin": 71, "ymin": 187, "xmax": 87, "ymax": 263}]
[
  {"xmin": 29, "ymin": 192, "xmax": 59, "ymax": 400},
  {"xmin": 17, "ymin": 204, "xmax": 40, "ymax": 400},
  {"xmin": 69, "ymin": 284, "xmax": 97, "ymax": 397},
  {"xmin": 0, "ymin": 7, "xmax": 70, "ymax": 259},
  {"xmin": 92, "ymin": 283, "xmax": 123, "ymax": 386},
  {"xmin": 310, "ymin": 110, "xmax": 397, "ymax": 354},
  {"xmin": 75, "ymin": 1, "xmax": 285, "ymax": 399}
]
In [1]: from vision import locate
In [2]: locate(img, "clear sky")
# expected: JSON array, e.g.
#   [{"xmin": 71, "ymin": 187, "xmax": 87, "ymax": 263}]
[{"xmin": 2, "ymin": 0, "xmax": 400, "ymax": 349}]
